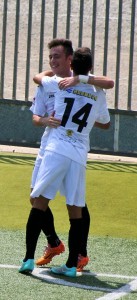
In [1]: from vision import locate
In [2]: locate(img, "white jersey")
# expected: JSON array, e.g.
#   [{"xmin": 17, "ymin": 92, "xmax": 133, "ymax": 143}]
[
  {"xmin": 30, "ymin": 80, "xmax": 56, "ymax": 144},
  {"xmin": 42, "ymin": 76, "xmax": 110, "ymax": 166},
  {"xmin": 30, "ymin": 84, "xmax": 55, "ymax": 117}
]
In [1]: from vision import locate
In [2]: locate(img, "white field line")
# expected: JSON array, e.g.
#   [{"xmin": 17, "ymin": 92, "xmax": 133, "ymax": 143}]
[
  {"xmin": 32, "ymin": 268, "xmax": 113, "ymax": 292},
  {"xmin": 96, "ymin": 278, "xmax": 137, "ymax": 300},
  {"xmin": 1, "ymin": 263, "xmax": 137, "ymax": 296},
  {"xmin": 83, "ymin": 272, "xmax": 137, "ymax": 280},
  {"xmin": 0, "ymin": 264, "xmax": 136, "ymax": 280},
  {"xmin": 0, "ymin": 264, "xmax": 19, "ymax": 269}
]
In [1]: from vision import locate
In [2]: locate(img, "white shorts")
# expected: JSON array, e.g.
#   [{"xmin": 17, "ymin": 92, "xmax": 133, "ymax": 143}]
[
  {"xmin": 31, "ymin": 151, "xmax": 86, "ymax": 207},
  {"xmin": 31, "ymin": 145, "xmax": 45, "ymax": 188},
  {"xmin": 31, "ymin": 132, "xmax": 49, "ymax": 188}
]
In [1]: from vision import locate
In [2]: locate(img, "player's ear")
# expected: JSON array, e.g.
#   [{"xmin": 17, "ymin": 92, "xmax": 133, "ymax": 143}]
[
  {"xmin": 69, "ymin": 55, "xmax": 73, "ymax": 63},
  {"xmin": 70, "ymin": 61, "xmax": 73, "ymax": 70}
]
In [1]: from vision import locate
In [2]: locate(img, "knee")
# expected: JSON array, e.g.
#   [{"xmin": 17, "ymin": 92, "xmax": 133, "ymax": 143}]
[
  {"xmin": 30, "ymin": 197, "xmax": 34, "ymax": 206},
  {"xmin": 33, "ymin": 195, "xmax": 50, "ymax": 212},
  {"xmin": 67, "ymin": 205, "xmax": 82, "ymax": 219},
  {"xmin": 30, "ymin": 188, "xmax": 34, "ymax": 206}
]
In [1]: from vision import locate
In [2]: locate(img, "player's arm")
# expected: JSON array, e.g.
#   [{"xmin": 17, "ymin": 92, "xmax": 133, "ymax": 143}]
[
  {"xmin": 33, "ymin": 70, "xmax": 54, "ymax": 84},
  {"xmin": 34, "ymin": 76, "xmax": 60, "ymax": 92},
  {"xmin": 87, "ymin": 75, "xmax": 114, "ymax": 89},
  {"xmin": 58, "ymin": 75, "xmax": 114, "ymax": 90},
  {"xmin": 30, "ymin": 85, "xmax": 60, "ymax": 128},
  {"xmin": 94, "ymin": 121, "xmax": 110, "ymax": 130},
  {"xmin": 32, "ymin": 112, "xmax": 61, "ymax": 128}
]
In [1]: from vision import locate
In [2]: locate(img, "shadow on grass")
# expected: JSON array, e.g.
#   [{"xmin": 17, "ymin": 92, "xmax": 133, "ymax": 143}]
[
  {"xmin": 87, "ymin": 160, "xmax": 137, "ymax": 173},
  {"xmin": 31, "ymin": 268, "xmax": 131, "ymax": 293},
  {"xmin": 0, "ymin": 154, "xmax": 35, "ymax": 165},
  {"xmin": 0, "ymin": 153, "xmax": 137, "ymax": 173}
]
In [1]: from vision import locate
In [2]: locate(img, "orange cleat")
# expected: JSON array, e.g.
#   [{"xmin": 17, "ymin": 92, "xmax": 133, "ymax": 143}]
[
  {"xmin": 77, "ymin": 254, "xmax": 89, "ymax": 272},
  {"xmin": 36, "ymin": 241, "xmax": 65, "ymax": 266}
]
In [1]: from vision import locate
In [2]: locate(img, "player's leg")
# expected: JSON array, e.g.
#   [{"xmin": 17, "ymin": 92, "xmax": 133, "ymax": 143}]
[
  {"xmin": 51, "ymin": 161, "xmax": 86, "ymax": 277},
  {"xmin": 19, "ymin": 196, "xmax": 50, "ymax": 274},
  {"xmin": 60, "ymin": 189, "xmax": 90, "ymax": 270},
  {"xmin": 31, "ymin": 152, "xmax": 70, "ymax": 266},
  {"xmin": 36, "ymin": 206, "xmax": 65, "ymax": 266},
  {"xmin": 77, "ymin": 204, "xmax": 90, "ymax": 271},
  {"xmin": 31, "ymin": 147, "xmax": 64, "ymax": 266},
  {"xmin": 81, "ymin": 205, "xmax": 90, "ymax": 256},
  {"xmin": 61, "ymin": 162, "xmax": 90, "ymax": 271},
  {"xmin": 66, "ymin": 205, "xmax": 83, "ymax": 268},
  {"xmin": 51, "ymin": 205, "xmax": 83, "ymax": 277},
  {"xmin": 66, "ymin": 163, "xmax": 86, "ymax": 272}
]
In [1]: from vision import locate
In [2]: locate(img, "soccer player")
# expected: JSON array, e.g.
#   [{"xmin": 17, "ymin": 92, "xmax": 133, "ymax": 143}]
[
  {"xmin": 30, "ymin": 39, "xmax": 90, "ymax": 272},
  {"xmin": 19, "ymin": 46, "xmax": 113, "ymax": 277},
  {"xmin": 30, "ymin": 38, "xmax": 114, "ymax": 272},
  {"xmin": 31, "ymin": 38, "xmax": 114, "ymax": 271}
]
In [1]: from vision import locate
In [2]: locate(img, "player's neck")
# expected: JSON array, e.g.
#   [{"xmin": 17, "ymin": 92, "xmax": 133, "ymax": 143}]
[{"xmin": 57, "ymin": 70, "xmax": 72, "ymax": 78}]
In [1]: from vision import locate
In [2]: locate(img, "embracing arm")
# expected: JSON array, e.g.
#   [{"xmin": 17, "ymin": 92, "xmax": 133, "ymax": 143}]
[
  {"xmin": 87, "ymin": 75, "xmax": 114, "ymax": 89},
  {"xmin": 32, "ymin": 114, "xmax": 49, "ymax": 127},
  {"xmin": 32, "ymin": 112, "xmax": 61, "ymax": 128},
  {"xmin": 94, "ymin": 121, "xmax": 110, "ymax": 130},
  {"xmin": 33, "ymin": 70, "xmax": 54, "ymax": 85},
  {"xmin": 58, "ymin": 75, "xmax": 114, "ymax": 90}
]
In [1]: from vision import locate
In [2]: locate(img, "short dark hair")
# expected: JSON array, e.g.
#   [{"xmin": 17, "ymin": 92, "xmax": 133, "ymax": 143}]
[
  {"xmin": 48, "ymin": 38, "xmax": 73, "ymax": 56},
  {"xmin": 71, "ymin": 47, "xmax": 92, "ymax": 75}
]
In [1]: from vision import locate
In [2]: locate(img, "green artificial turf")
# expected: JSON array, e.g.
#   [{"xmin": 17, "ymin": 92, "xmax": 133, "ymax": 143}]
[
  {"xmin": 0, "ymin": 230, "xmax": 137, "ymax": 300},
  {"xmin": 0, "ymin": 153, "xmax": 137, "ymax": 239},
  {"xmin": 0, "ymin": 153, "xmax": 137, "ymax": 299},
  {"xmin": 86, "ymin": 160, "xmax": 137, "ymax": 239}
]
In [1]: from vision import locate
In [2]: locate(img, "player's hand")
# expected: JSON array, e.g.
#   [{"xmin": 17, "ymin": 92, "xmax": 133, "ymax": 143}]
[
  {"xmin": 47, "ymin": 112, "xmax": 61, "ymax": 128},
  {"xmin": 58, "ymin": 76, "xmax": 79, "ymax": 89}
]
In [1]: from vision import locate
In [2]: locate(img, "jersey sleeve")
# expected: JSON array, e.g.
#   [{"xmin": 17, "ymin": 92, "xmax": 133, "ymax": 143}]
[
  {"xmin": 29, "ymin": 86, "xmax": 48, "ymax": 117},
  {"xmin": 41, "ymin": 76, "xmax": 61, "ymax": 92},
  {"xmin": 95, "ymin": 90, "xmax": 110, "ymax": 124}
]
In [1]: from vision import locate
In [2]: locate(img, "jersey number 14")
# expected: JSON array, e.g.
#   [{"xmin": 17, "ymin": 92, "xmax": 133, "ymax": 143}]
[{"xmin": 61, "ymin": 97, "xmax": 92, "ymax": 132}]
